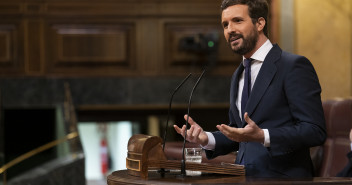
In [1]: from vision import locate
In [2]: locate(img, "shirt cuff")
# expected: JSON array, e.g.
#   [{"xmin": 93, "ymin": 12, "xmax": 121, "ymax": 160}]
[
  {"xmin": 263, "ymin": 129, "xmax": 270, "ymax": 147},
  {"xmin": 350, "ymin": 143, "xmax": 352, "ymax": 151},
  {"xmin": 200, "ymin": 132, "xmax": 216, "ymax": 150}
]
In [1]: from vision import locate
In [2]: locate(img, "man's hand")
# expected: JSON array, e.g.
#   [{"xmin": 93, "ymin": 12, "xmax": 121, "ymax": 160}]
[
  {"xmin": 173, "ymin": 115, "xmax": 209, "ymax": 146},
  {"xmin": 216, "ymin": 112, "xmax": 264, "ymax": 143}
]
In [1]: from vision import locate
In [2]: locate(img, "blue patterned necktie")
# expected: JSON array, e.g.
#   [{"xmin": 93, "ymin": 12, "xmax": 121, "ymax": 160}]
[{"xmin": 241, "ymin": 58, "xmax": 252, "ymax": 119}]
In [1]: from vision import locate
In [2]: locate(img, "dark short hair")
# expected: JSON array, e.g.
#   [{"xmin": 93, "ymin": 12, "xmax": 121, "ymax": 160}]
[{"xmin": 221, "ymin": 0, "xmax": 269, "ymax": 37}]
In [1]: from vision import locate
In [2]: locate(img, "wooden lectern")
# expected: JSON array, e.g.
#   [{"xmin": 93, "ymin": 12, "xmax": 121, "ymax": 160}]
[{"xmin": 126, "ymin": 134, "xmax": 245, "ymax": 179}]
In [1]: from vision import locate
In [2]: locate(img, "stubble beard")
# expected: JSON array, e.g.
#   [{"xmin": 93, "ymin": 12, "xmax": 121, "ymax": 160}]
[{"xmin": 229, "ymin": 27, "xmax": 259, "ymax": 56}]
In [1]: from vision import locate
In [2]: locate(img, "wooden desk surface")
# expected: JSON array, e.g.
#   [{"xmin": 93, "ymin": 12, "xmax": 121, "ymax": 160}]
[{"xmin": 107, "ymin": 170, "xmax": 352, "ymax": 185}]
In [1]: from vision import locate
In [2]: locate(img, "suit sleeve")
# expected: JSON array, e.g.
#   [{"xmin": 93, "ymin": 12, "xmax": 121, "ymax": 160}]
[{"xmin": 268, "ymin": 56, "xmax": 327, "ymax": 156}]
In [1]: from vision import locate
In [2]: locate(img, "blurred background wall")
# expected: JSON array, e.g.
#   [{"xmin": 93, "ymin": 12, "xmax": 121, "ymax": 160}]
[{"xmin": 295, "ymin": 0, "xmax": 352, "ymax": 100}]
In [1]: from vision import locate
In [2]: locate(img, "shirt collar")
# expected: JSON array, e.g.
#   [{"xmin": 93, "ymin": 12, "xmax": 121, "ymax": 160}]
[{"xmin": 242, "ymin": 39, "xmax": 273, "ymax": 63}]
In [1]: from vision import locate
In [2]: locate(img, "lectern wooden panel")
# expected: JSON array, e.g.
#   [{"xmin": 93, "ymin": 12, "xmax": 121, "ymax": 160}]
[
  {"xmin": 108, "ymin": 134, "xmax": 352, "ymax": 185},
  {"xmin": 107, "ymin": 170, "xmax": 352, "ymax": 185},
  {"xmin": 125, "ymin": 134, "xmax": 244, "ymax": 179},
  {"xmin": 108, "ymin": 170, "xmax": 246, "ymax": 185}
]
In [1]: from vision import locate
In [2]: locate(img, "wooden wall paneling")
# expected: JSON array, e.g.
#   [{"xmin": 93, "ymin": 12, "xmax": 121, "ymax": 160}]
[
  {"xmin": 0, "ymin": 2, "xmax": 23, "ymax": 15},
  {"xmin": 158, "ymin": 2, "xmax": 220, "ymax": 16},
  {"xmin": 24, "ymin": 2, "xmax": 44, "ymax": 15},
  {"xmin": 160, "ymin": 19, "xmax": 241, "ymax": 76},
  {"xmin": 0, "ymin": 22, "xmax": 24, "ymax": 75},
  {"xmin": 46, "ymin": 2, "xmax": 158, "ymax": 16},
  {"xmin": 24, "ymin": 19, "xmax": 45, "ymax": 75},
  {"xmin": 45, "ymin": 0, "xmax": 219, "ymax": 17},
  {"xmin": 138, "ymin": 19, "xmax": 159, "ymax": 76},
  {"xmin": 0, "ymin": 27, "xmax": 13, "ymax": 63},
  {"xmin": 0, "ymin": 0, "xmax": 239, "ymax": 77},
  {"xmin": 269, "ymin": 0, "xmax": 281, "ymax": 45},
  {"xmin": 45, "ymin": 21, "xmax": 137, "ymax": 76}
]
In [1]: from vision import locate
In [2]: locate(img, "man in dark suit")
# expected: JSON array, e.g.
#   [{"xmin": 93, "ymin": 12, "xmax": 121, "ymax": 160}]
[{"xmin": 174, "ymin": 0, "xmax": 326, "ymax": 177}]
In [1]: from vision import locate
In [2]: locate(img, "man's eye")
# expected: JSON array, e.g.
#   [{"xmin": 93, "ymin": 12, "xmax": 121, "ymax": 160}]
[{"xmin": 223, "ymin": 23, "xmax": 228, "ymax": 28}]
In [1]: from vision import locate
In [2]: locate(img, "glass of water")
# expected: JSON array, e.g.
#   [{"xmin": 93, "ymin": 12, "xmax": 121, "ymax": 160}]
[{"xmin": 185, "ymin": 148, "xmax": 202, "ymax": 176}]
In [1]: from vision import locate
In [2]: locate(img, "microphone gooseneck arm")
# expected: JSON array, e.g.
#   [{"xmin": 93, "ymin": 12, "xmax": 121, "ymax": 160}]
[
  {"xmin": 181, "ymin": 69, "xmax": 206, "ymax": 176},
  {"xmin": 162, "ymin": 73, "xmax": 192, "ymax": 151}
]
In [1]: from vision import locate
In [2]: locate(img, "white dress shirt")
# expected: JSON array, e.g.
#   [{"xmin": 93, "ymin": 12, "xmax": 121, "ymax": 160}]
[{"xmin": 202, "ymin": 39, "xmax": 273, "ymax": 150}]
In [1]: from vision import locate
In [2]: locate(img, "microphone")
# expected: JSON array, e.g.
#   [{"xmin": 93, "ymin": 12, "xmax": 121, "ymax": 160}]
[
  {"xmin": 158, "ymin": 73, "xmax": 192, "ymax": 176},
  {"xmin": 180, "ymin": 68, "xmax": 206, "ymax": 176},
  {"xmin": 162, "ymin": 73, "xmax": 192, "ymax": 151}
]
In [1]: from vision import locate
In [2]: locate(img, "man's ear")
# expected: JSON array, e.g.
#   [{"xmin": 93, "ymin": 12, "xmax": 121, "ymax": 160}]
[{"xmin": 257, "ymin": 17, "xmax": 266, "ymax": 32}]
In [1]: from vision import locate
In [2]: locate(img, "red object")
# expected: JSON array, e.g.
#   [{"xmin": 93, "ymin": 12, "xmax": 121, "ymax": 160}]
[{"xmin": 100, "ymin": 139, "xmax": 108, "ymax": 175}]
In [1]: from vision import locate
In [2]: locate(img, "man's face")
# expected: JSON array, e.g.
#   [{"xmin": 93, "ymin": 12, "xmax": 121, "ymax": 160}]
[{"xmin": 221, "ymin": 4, "xmax": 259, "ymax": 56}]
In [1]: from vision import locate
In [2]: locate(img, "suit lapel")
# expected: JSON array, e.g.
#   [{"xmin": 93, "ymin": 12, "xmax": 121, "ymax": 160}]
[
  {"xmin": 230, "ymin": 63, "xmax": 244, "ymax": 126},
  {"xmin": 244, "ymin": 45, "xmax": 281, "ymax": 123}
]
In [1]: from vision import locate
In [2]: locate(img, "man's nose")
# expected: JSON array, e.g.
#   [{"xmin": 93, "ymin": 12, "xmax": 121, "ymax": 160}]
[{"xmin": 226, "ymin": 23, "xmax": 236, "ymax": 35}]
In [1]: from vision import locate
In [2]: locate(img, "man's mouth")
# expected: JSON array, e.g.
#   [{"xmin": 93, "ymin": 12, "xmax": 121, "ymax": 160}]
[{"xmin": 229, "ymin": 35, "xmax": 242, "ymax": 45}]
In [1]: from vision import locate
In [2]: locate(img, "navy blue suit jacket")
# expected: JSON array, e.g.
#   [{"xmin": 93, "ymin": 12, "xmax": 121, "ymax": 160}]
[{"xmin": 205, "ymin": 45, "xmax": 326, "ymax": 177}]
